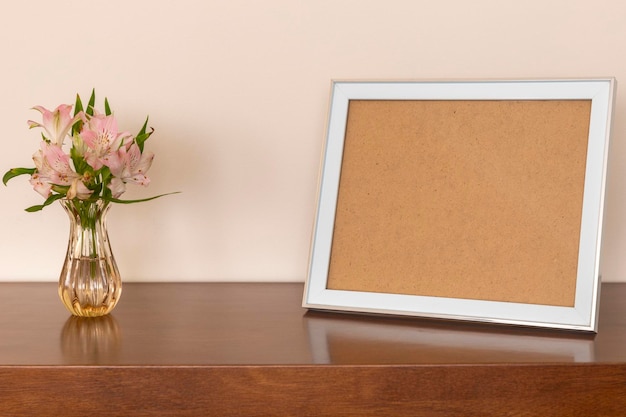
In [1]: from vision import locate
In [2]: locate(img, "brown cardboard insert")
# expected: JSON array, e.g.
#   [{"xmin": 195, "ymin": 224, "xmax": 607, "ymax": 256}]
[{"xmin": 326, "ymin": 99, "xmax": 591, "ymax": 307}]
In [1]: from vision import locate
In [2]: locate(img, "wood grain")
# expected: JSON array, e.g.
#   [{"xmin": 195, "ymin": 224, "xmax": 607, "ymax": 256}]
[
  {"xmin": 0, "ymin": 365, "xmax": 624, "ymax": 416},
  {"xmin": 0, "ymin": 282, "xmax": 625, "ymax": 416}
]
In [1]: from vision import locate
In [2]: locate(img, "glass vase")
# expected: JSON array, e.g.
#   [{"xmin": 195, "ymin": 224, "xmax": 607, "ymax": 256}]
[{"xmin": 58, "ymin": 199, "xmax": 122, "ymax": 317}]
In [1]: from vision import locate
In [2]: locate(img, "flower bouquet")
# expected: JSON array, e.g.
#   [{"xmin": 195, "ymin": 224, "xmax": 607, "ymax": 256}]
[{"xmin": 4, "ymin": 90, "xmax": 175, "ymax": 316}]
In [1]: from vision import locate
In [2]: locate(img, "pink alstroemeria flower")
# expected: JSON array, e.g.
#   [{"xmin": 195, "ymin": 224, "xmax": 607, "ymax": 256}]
[
  {"xmin": 31, "ymin": 142, "xmax": 92, "ymax": 200},
  {"xmin": 27, "ymin": 104, "xmax": 81, "ymax": 146},
  {"xmin": 29, "ymin": 172, "xmax": 52, "ymax": 198},
  {"xmin": 81, "ymin": 113, "xmax": 133, "ymax": 170},
  {"xmin": 106, "ymin": 143, "xmax": 154, "ymax": 198}
]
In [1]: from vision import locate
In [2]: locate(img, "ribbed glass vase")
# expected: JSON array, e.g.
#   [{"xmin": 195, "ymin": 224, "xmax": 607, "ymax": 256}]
[{"xmin": 58, "ymin": 199, "xmax": 122, "ymax": 317}]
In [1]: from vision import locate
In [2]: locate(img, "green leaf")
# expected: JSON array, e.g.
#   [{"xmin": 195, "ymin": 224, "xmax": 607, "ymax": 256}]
[
  {"xmin": 86, "ymin": 89, "xmax": 96, "ymax": 116},
  {"xmin": 72, "ymin": 94, "xmax": 84, "ymax": 136},
  {"xmin": 102, "ymin": 184, "xmax": 112, "ymax": 200},
  {"xmin": 104, "ymin": 97, "xmax": 112, "ymax": 116},
  {"xmin": 70, "ymin": 147, "xmax": 88, "ymax": 175},
  {"xmin": 99, "ymin": 166, "xmax": 111, "ymax": 182},
  {"xmin": 74, "ymin": 93, "xmax": 84, "ymax": 115},
  {"xmin": 24, "ymin": 193, "xmax": 64, "ymax": 212},
  {"xmin": 136, "ymin": 117, "xmax": 153, "ymax": 153},
  {"xmin": 137, "ymin": 116, "xmax": 148, "ymax": 136},
  {"xmin": 3, "ymin": 167, "xmax": 36, "ymax": 185},
  {"xmin": 50, "ymin": 184, "xmax": 70, "ymax": 194},
  {"xmin": 102, "ymin": 191, "xmax": 180, "ymax": 205},
  {"xmin": 90, "ymin": 181, "xmax": 103, "ymax": 196}
]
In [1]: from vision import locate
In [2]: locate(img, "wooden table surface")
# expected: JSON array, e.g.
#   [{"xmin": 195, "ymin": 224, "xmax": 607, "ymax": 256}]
[{"xmin": 1, "ymin": 282, "xmax": 625, "ymax": 416}]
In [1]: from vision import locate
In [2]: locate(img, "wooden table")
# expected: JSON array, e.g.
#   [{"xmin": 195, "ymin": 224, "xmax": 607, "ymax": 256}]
[{"xmin": 0, "ymin": 282, "xmax": 625, "ymax": 416}]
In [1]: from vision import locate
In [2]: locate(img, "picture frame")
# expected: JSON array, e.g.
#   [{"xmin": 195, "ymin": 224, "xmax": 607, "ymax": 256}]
[{"xmin": 303, "ymin": 78, "xmax": 616, "ymax": 332}]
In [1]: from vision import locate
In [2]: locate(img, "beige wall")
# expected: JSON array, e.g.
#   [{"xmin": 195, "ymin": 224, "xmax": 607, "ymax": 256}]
[{"xmin": 1, "ymin": 0, "xmax": 625, "ymax": 282}]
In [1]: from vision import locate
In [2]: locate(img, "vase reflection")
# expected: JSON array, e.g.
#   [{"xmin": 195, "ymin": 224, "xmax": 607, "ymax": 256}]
[{"xmin": 60, "ymin": 314, "xmax": 121, "ymax": 363}]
